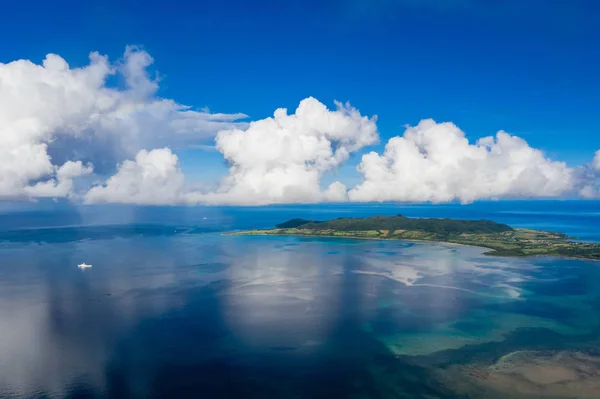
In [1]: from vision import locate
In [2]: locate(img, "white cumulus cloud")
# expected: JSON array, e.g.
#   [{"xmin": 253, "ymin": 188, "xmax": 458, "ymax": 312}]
[
  {"xmin": 192, "ymin": 97, "xmax": 379, "ymax": 205},
  {"xmin": 348, "ymin": 119, "xmax": 574, "ymax": 203},
  {"xmin": 0, "ymin": 46, "xmax": 245, "ymax": 200},
  {"xmin": 85, "ymin": 148, "xmax": 186, "ymax": 205},
  {"xmin": 1, "ymin": 44, "xmax": 596, "ymax": 206},
  {"xmin": 25, "ymin": 161, "xmax": 93, "ymax": 199}
]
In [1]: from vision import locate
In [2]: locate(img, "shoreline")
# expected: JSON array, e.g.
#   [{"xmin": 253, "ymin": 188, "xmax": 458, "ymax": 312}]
[
  {"xmin": 224, "ymin": 231, "xmax": 501, "ymax": 252},
  {"xmin": 224, "ymin": 231, "xmax": 600, "ymax": 262}
]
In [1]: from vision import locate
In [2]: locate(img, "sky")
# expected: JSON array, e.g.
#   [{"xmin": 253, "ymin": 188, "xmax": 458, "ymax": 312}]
[{"xmin": 0, "ymin": 0, "xmax": 599, "ymax": 205}]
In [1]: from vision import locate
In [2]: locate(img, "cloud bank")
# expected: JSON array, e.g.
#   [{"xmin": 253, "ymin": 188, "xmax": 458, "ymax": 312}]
[
  {"xmin": 85, "ymin": 148, "xmax": 187, "ymax": 205},
  {"xmin": 349, "ymin": 119, "xmax": 575, "ymax": 203},
  {"xmin": 0, "ymin": 46, "xmax": 597, "ymax": 205},
  {"xmin": 192, "ymin": 97, "xmax": 379, "ymax": 205},
  {"xmin": 0, "ymin": 46, "xmax": 245, "ymax": 201}
]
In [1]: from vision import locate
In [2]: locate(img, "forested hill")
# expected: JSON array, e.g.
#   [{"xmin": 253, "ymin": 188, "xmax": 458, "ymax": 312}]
[{"xmin": 275, "ymin": 215, "xmax": 513, "ymax": 235}]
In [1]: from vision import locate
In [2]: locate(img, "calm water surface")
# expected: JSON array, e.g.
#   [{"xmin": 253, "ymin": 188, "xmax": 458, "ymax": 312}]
[{"xmin": 1, "ymin": 202, "xmax": 600, "ymax": 398}]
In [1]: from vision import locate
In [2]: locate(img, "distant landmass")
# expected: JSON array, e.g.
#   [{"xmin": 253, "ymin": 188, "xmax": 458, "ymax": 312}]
[{"xmin": 232, "ymin": 215, "xmax": 600, "ymax": 260}]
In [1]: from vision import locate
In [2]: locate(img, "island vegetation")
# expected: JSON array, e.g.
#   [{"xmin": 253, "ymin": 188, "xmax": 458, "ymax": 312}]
[{"xmin": 232, "ymin": 215, "xmax": 600, "ymax": 260}]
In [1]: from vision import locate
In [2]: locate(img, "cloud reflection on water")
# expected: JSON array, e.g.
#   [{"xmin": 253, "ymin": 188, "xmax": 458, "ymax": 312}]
[{"xmin": 1, "ymin": 233, "xmax": 599, "ymax": 398}]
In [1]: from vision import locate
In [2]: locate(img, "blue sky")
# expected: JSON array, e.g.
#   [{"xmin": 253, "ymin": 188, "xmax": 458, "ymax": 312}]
[{"xmin": 1, "ymin": 0, "xmax": 599, "ymax": 204}]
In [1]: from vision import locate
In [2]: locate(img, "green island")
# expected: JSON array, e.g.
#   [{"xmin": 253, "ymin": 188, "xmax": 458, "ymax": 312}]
[{"xmin": 232, "ymin": 215, "xmax": 600, "ymax": 260}]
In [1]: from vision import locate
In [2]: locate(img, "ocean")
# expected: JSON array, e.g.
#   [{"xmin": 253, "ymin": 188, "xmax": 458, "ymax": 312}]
[{"xmin": 1, "ymin": 201, "xmax": 600, "ymax": 398}]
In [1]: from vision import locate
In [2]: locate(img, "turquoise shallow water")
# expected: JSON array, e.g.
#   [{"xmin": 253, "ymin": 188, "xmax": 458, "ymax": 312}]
[{"xmin": 1, "ymin": 202, "xmax": 600, "ymax": 398}]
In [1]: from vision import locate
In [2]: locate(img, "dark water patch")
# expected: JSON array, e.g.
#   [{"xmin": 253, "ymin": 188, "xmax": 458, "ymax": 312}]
[
  {"xmin": 269, "ymin": 346, "xmax": 297, "ymax": 351},
  {"xmin": 64, "ymin": 386, "xmax": 98, "ymax": 399},
  {"xmin": 369, "ymin": 310, "xmax": 446, "ymax": 334},
  {"xmin": 521, "ymin": 275, "xmax": 590, "ymax": 296},
  {"xmin": 481, "ymin": 300, "xmax": 578, "ymax": 322},
  {"xmin": 93, "ymin": 276, "xmax": 462, "ymax": 399},
  {"xmin": 106, "ymin": 330, "xmax": 458, "ymax": 398}
]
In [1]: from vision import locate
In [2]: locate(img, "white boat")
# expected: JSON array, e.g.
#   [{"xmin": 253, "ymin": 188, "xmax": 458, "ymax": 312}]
[{"xmin": 77, "ymin": 263, "xmax": 92, "ymax": 269}]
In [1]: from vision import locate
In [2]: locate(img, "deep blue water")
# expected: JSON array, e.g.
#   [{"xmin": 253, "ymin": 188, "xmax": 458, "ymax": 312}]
[
  {"xmin": 2, "ymin": 201, "xmax": 600, "ymax": 241},
  {"xmin": 1, "ymin": 201, "xmax": 600, "ymax": 398}
]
